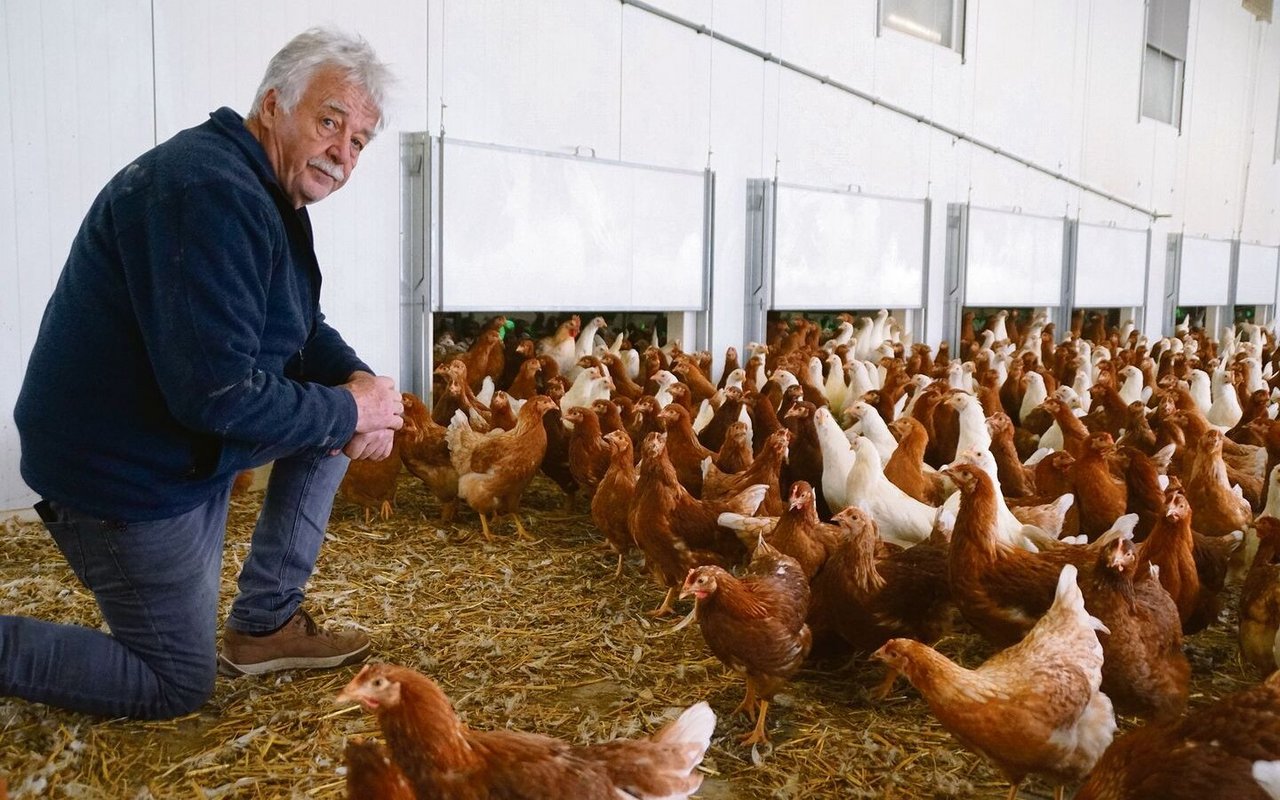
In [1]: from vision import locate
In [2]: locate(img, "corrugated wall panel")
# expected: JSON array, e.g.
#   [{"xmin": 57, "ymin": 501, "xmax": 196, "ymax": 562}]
[{"xmin": 0, "ymin": 0, "xmax": 154, "ymax": 513}]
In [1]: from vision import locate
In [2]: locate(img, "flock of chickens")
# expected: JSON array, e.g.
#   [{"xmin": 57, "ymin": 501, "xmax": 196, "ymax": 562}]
[{"xmin": 331, "ymin": 309, "xmax": 1280, "ymax": 800}]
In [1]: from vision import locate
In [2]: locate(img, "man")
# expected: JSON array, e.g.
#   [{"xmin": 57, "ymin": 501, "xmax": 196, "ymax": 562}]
[{"xmin": 3, "ymin": 28, "xmax": 400, "ymax": 719}]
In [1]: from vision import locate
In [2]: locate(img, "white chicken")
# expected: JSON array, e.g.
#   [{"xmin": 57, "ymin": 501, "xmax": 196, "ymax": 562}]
[
  {"xmin": 823, "ymin": 352, "xmax": 849, "ymax": 411},
  {"xmin": 1117, "ymin": 365, "xmax": 1146, "ymax": 406},
  {"xmin": 844, "ymin": 401, "xmax": 897, "ymax": 463},
  {"xmin": 560, "ymin": 366, "xmax": 612, "ymax": 424},
  {"xmin": 1207, "ymin": 368, "xmax": 1243, "ymax": 428},
  {"xmin": 813, "ymin": 406, "xmax": 855, "ymax": 510},
  {"xmin": 945, "ymin": 392, "xmax": 992, "ymax": 460},
  {"xmin": 1019, "ymin": 372, "xmax": 1048, "ymax": 425},
  {"xmin": 843, "ymin": 437, "xmax": 934, "ymax": 547}
]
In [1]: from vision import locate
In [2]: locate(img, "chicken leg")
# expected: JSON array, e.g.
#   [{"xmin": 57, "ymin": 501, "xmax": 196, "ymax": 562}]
[
  {"xmin": 740, "ymin": 699, "xmax": 770, "ymax": 745},
  {"xmin": 477, "ymin": 512, "xmax": 494, "ymax": 542},
  {"xmin": 731, "ymin": 681, "xmax": 758, "ymax": 722},
  {"xmin": 646, "ymin": 586, "xmax": 679, "ymax": 617},
  {"xmin": 510, "ymin": 512, "xmax": 535, "ymax": 540}
]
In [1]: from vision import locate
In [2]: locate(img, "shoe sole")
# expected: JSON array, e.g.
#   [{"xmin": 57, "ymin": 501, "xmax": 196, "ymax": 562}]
[{"xmin": 217, "ymin": 641, "xmax": 371, "ymax": 677}]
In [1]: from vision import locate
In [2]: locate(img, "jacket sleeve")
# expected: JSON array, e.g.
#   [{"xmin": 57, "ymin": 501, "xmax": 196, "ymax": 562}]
[
  {"xmin": 123, "ymin": 176, "xmax": 357, "ymax": 450},
  {"xmin": 300, "ymin": 309, "xmax": 373, "ymax": 387}
]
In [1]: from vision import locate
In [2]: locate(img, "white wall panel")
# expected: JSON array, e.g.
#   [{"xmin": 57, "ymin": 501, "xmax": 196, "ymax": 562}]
[
  {"xmin": 1237, "ymin": 243, "xmax": 1279, "ymax": 305},
  {"xmin": 1177, "ymin": 236, "xmax": 1232, "ymax": 306},
  {"xmin": 965, "ymin": 207, "xmax": 1065, "ymax": 307},
  {"xmin": 1075, "ymin": 224, "xmax": 1149, "ymax": 308},
  {"xmin": 1, "ymin": 0, "xmax": 154, "ymax": 513}
]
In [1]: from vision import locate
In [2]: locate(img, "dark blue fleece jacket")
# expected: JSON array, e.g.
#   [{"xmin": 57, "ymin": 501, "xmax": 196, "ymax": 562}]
[{"xmin": 14, "ymin": 107, "xmax": 371, "ymax": 522}]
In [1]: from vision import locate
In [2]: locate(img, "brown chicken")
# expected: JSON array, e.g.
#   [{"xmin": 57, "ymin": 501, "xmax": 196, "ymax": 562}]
[
  {"xmin": 884, "ymin": 416, "xmax": 955, "ymax": 505},
  {"xmin": 696, "ymin": 386, "xmax": 747, "ymax": 453},
  {"xmin": 444, "ymin": 328, "xmax": 504, "ymax": 392},
  {"xmin": 810, "ymin": 506, "xmax": 953, "ymax": 695},
  {"xmin": 446, "ymin": 395, "xmax": 558, "ymax": 540},
  {"xmin": 337, "ymin": 663, "xmax": 715, "ymax": 800},
  {"xmin": 507, "ymin": 357, "xmax": 542, "ymax": 400},
  {"xmin": 1241, "ymin": 516, "xmax": 1280, "ymax": 675},
  {"xmin": 344, "ymin": 737, "xmax": 413, "ymax": 800},
  {"xmin": 874, "ymin": 565, "xmax": 1116, "ymax": 800},
  {"xmin": 759, "ymin": 481, "xmax": 842, "ymax": 580},
  {"xmin": 681, "ymin": 538, "xmax": 812, "ymax": 745},
  {"xmin": 399, "ymin": 392, "xmax": 460, "ymax": 522},
  {"xmin": 1075, "ymin": 671, "xmax": 1280, "ymax": 800},
  {"xmin": 986, "ymin": 412, "xmax": 1036, "ymax": 498},
  {"xmin": 1135, "ymin": 488, "xmax": 1201, "ymax": 630},
  {"xmin": 1073, "ymin": 433, "xmax": 1130, "ymax": 541},
  {"xmin": 702, "ymin": 428, "xmax": 789, "ymax": 517},
  {"xmin": 657, "ymin": 403, "xmax": 714, "ymax": 497},
  {"xmin": 338, "ymin": 426, "xmax": 406, "ymax": 524},
  {"xmin": 1083, "ymin": 536, "xmax": 1189, "ymax": 722},
  {"xmin": 562, "ymin": 405, "xmax": 612, "ymax": 496},
  {"xmin": 945, "ymin": 463, "xmax": 1094, "ymax": 647},
  {"xmin": 591, "ymin": 431, "xmax": 638, "ymax": 577},
  {"xmin": 629, "ymin": 432, "xmax": 766, "ymax": 616},
  {"xmin": 1183, "ymin": 429, "xmax": 1253, "ymax": 536},
  {"xmin": 713, "ymin": 420, "xmax": 754, "ymax": 474}
]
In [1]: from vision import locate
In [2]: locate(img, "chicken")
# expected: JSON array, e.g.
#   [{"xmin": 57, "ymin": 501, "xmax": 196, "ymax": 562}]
[
  {"xmin": 1075, "ymin": 671, "xmax": 1280, "ymax": 800},
  {"xmin": 986, "ymin": 412, "xmax": 1037, "ymax": 498},
  {"xmin": 713, "ymin": 420, "xmax": 754, "ymax": 474},
  {"xmin": 444, "ymin": 328, "xmax": 505, "ymax": 392},
  {"xmin": 944, "ymin": 462, "xmax": 1097, "ymax": 647},
  {"xmin": 884, "ymin": 416, "xmax": 954, "ymax": 505},
  {"xmin": 562, "ymin": 405, "xmax": 612, "ymax": 496},
  {"xmin": 629, "ymin": 432, "xmax": 766, "ymax": 616},
  {"xmin": 338, "ymin": 424, "xmax": 405, "ymax": 524},
  {"xmin": 1183, "ymin": 429, "xmax": 1252, "ymax": 537},
  {"xmin": 399, "ymin": 392, "xmax": 460, "ymax": 523},
  {"xmin": 1071, "ymin": 433, "xmax": 1129, "ymax": 541},
  {"xmin": 657, "ymin": 402, "xmax": 715, "ymax": 496},
  {"xmin": 1083, "ymin": 536, "xmax": 1189, "ymax": 722},
  {"xmin": 337, "ymin": 663, "xmax": 715, "ymax": 800},
  {"xmin": 753, "ymin": 480, "xmax": 842, "ymax": 580},
  {"xmin": 446, "ymin": 395, "xmax": 558, "ymax": 540},
  {"xmin": 874, "ymin": 565, "xmax": 1116, "ymax": 800},
  {"xmin": 591, "ymin": 431, "xmax": 638, "ymax": 577},
  {"xmin": 1134, "ymin": 487, "xmax": 1201, "ymax": 629},
  {"xmin": 702, "ymin": 428, "xmax": 789, "ymax": 517},
  {"xmin": 843, "ymin": 436, "xmax": 936, "ymax": 548},
  {"xmin": 681, "ymin": 538, "xmax": 812, "ymax": 745},
  {"xmin": 1242, "ymin": 516, "xmax": 1280, "ymax": 675},
  {"xmin": 810, "ymin": 506, "xmax": 953, "ymax": 693},
  {"xmin": 344, "ymin": 737, "xmax": 413, "ymax": 800},
  {"xmin": 536, "ymin": 314, "xmax": 581, "ymax": 377}
]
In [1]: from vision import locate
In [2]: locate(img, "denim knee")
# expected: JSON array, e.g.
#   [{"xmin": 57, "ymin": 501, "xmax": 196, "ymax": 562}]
[{"xmin": 139, "ymin": 661, "xmax": 218, "ymax": 720}]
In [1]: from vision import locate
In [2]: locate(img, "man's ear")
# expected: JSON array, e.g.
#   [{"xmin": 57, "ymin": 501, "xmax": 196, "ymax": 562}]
[{"xmin": 258, "ymin": 88, "xmax": 281, "ymax": 128}]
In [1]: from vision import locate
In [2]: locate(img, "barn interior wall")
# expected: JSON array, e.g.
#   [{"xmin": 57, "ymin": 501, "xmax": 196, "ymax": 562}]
[{"xmin": 1, "ymin": 0, "xmax": 1277, "ymax": 513}]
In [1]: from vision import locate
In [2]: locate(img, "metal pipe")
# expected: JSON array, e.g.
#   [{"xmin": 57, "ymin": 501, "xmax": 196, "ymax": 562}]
[{"xmin": 620, "ymin": 0, "xmax": 1163, "ymax": 220}]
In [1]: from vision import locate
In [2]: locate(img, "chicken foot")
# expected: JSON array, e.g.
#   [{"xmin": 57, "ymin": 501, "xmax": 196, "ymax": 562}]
[
  {"xmin": 740, "ymin": 699, "xmax": 770, "ymax": 745},
  {"xmin": 510, "ymin": 512, "xmax": 535, "ymax": 540},
  {"xmin": 477, "ymin": 512, "xmax": 495, "ymax": 542},
  {"xmin": 646, "ymin": 586, "xmax": 679, "ymax": 617}
]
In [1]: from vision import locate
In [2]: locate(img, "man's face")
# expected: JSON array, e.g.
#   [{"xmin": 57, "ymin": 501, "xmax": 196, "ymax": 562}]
[{"xmin": 257, "ymin": 67, "xmax": 380, "ymax": 208}]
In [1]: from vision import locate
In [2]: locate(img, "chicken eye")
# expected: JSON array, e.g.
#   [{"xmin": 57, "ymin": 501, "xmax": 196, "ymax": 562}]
[{"xmin": 371, "ymin": 677, "xmax": 385, "ymax": 688}]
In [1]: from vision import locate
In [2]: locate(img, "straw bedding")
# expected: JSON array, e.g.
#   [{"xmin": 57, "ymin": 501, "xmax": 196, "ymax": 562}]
[{"xmin": 0, "ymin": 475, "xmax": 1257, "ymax": 799}]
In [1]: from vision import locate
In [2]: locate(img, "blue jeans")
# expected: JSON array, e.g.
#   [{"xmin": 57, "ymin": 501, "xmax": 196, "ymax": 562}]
[{"xmin": 0, "ymin": 447, "xmax": 348, "ymax": 719}]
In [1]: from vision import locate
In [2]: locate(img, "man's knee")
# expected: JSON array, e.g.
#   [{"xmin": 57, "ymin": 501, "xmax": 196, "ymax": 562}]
[{"xmin": 138, "ymin": 663, "xmax": 217, "ymax": 720}]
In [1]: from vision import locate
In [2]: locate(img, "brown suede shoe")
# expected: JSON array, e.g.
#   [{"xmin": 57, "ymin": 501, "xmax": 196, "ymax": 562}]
[{"xmin": 218, "ymin": 608, "xmax": 370, "ymax": 676}]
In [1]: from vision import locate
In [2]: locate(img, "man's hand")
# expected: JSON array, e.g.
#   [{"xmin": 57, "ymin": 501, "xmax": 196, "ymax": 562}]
[
  {"xmin": 343, "ymin": 429, "xmax": 395, "ymax": 461},
  {"xmin": 344, "ymin": 371, "xmax": 404, "ymax": 433}
]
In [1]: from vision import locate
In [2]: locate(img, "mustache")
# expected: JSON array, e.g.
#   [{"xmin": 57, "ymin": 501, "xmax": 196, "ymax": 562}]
[{"xmin": 308, "ymin": 157, "xmax": 345, "ymax": 183}]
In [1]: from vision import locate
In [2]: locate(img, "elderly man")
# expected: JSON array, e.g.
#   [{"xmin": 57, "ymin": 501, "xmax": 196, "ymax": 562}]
[{"xmin": 3, "ymin": 28, "xmax": 400, "ymax": 719}]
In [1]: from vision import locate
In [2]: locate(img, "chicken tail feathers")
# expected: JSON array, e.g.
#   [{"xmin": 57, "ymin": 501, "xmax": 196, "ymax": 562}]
[
  {"xmin": 607, "ymin": 702, "xmax": 714, "ymax": 800},
  {"xmin": 723, "ymin": 484, "xmax": 769, "ymax": 516},
  {"xmin": 1053, "ymin": 565, "xmax": 1110, "ymax": 635}
]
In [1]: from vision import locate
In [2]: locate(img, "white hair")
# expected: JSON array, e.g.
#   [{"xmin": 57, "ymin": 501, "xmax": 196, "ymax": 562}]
[{"xmin": 248, "ymin": 27, "xmax": 394, "ymax": 134}]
